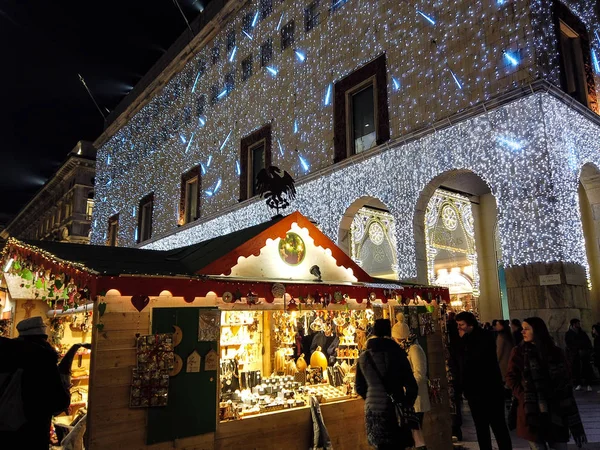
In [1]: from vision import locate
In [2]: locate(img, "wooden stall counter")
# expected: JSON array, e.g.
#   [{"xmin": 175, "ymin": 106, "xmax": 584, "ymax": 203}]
[{"xmin": 215, "ymin": 398, "xmax": 369, "ymax": 450}]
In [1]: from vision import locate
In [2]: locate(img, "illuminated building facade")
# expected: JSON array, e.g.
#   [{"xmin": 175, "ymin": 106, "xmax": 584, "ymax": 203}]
[{"xmin": 91, "ymin": 0, "xmax": 600, "ymax": 339}]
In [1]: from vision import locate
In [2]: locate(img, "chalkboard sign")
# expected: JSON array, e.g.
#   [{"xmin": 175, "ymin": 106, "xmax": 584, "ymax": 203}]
[{"xmin": 147, "ymin": 307, "xmax": 218, "ymax": 445}]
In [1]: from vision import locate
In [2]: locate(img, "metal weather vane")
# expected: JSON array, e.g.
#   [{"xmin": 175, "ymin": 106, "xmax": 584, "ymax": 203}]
[{"xmin": 256, "ymin": 166, "xmax": 296, "ymax": 215}]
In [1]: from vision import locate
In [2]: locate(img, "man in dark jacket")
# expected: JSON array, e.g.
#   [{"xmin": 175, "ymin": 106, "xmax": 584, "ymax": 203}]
[
  {"xmin": 0, "ymin": 316, "xmax": 70, "ymax": 449},
  {"xmin": 455, "ymin": 312, "xmax": 511, "ymax": 450},
  {"xmin": 356, "ymin": 319, "xmax": 418, "ymax": 450},
  {"xmin": 565, "ymin": 318, "xmax": 594, "ymax": 391}
]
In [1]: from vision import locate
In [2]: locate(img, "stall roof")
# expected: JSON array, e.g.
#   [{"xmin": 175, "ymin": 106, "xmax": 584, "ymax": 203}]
[{"xmin": 11, "ymin": 214, "xmax": 288, "ymax": 277}]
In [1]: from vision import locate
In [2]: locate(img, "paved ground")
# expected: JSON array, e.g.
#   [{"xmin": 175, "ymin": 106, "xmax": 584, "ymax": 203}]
[{"xmin": 457, "ymin": 391, "xmax": 600, "ymax": 449}]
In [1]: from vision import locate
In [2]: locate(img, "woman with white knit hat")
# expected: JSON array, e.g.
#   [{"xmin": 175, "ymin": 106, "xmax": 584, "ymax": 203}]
[{"xmin": 392, "ymin": 313, "xmax": 430, "ymax": 450}]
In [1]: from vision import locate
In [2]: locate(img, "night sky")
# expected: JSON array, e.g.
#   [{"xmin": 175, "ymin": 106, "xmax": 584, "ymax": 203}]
[{"xmin": 0, "ymin": 0, "xmax": 208, "ymax": 227}]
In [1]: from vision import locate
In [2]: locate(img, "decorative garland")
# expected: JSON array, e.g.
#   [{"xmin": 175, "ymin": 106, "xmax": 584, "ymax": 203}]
[{"xmin": 1, "ymin": 238, "xmax": 97, "ymax": 311}]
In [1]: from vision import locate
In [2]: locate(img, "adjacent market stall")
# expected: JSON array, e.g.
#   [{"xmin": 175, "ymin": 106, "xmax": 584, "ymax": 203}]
[{"xmin": 1, "ymin": 212, "xmax": 451, "ymax": 450}]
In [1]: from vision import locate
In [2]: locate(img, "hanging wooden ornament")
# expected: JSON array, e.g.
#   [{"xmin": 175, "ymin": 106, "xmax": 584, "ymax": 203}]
[
  {"xmin": 172, "ymin": 325, "xmax": 183, "ymax": 347},
  {"xmin": 131, "ymin": 295, "xmax": 150, "ymax": 312}
]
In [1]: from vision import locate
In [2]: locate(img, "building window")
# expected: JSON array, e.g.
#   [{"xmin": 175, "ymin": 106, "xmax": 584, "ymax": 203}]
[
  {"xmin": 261, "ymin": 40, "xmax": 273, "ymax": 67},
  {"xmin": 211, "ymin": 45, "xmax": 220, "ymax": 65},
  {"xmin": 554, "ymin": 2, "xmax": 596, "ymax": 108},
  {"xmin": 304, "ymin": 1, "xmax": 319, "ymax": 32},
  {"xmin": 350, "ymin": 83, "xmax": 376, "ymax": 154},
  {"xmin": 226, "ymin": 30, "xmax": 236, "ymax": 53},
  {"xmin": 260, "ymin": 0, "xmax": 273, "ymax": 20},
  {"xmin": 225, "ymin": 71, "xmax": 235, "ymax": 93},
  {"xmin": 281, "ymin": 20, "xmax": 295, "ymax": 51},
  {"xmin": 242, "ymin": 55, "xmax": 253, "ymax": 81},
  {"xmin": 86, "ymin": 198, "xmax": 94, "ymax": 220},
  {"xmin": 242, "ymin": 12, "xmax": 254, "ymax": 34},
  {"xmin": 137, "ymin": 193, "xmax": 154, "ymax": 243},
  {"xmin": 239, "ymin": 124, "xmax": 272, "ymax": 201},
  {"xmin": 333, "ymin": 54, "xmax": 390, "ymax": 163},
  {"xmin": 107, "ymin": 214, "xmax": 119, "ymax": 247},
  {"xmin": 180, "ymin": 167, "xmax": 201, "ymax": 225}
]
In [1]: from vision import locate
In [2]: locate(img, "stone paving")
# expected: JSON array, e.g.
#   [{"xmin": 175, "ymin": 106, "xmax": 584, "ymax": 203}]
[{"xmin": 457, "ymin": 391, "xmax": 600, "ymax": 450}]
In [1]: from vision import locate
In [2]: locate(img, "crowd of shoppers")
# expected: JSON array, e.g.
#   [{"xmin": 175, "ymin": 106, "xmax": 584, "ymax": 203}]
[{"xmin": 446, "ymin": 312, "xmax": 592, "ymax": 450}]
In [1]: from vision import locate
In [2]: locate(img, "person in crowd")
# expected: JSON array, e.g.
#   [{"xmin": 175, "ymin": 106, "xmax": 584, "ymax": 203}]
[
  {"xmin": 495, "ymin": 319, "xmax": 515, "ymax": 383},
  {"xmin": 483, "ymin": 322, "xmax": 493, "ymax": 332},
  {"xmin": 455, "ymin": 312, "xmax": 512, "ymax": 450},
  {"xmin": 356, "ymin": 319, "xmax": 418, "ymax": 450},
  {"xmin": 511, "ymin": 319, "xmax": 524, "ymax": 346},
  {"xmin": 392, "ymin": 321, "xmax": 431, "ymax": 450},
  {"xmin": 507, "ymin": 317, "xmax": 587, "ymax": 449},
  {"xmin": 0, "ymin": 316, "xmax": 70, "ymax": 449},
  {"xmin": 592, "ymin": 323, "xmax": 600, "ymax": 393},
  {"xmin": 565, "ymin": 318, "xmax": 594, "ymax": 391},
  {"xmin": 446, "ymin": 311, "xmax": 463, "ymax": 441}
]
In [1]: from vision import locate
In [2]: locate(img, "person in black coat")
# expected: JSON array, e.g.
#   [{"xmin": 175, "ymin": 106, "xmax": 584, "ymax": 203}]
[
  {"xmin": 592, "ymin": 323, "xmax": 600, "ymax": 391},
  {"xmin": 511, "ymin": 319, "xmax": 523, "ymax": 346},
  {"xmin": 356, "ymin": 319, "xmax": 418, "ymax": 450},
  {"xmin": 455, "ymin": 312, "xmax": 512, "ymax": 450},
  {"xmin": 0, "ymin": 317, "xmax": 70, "ymax": 450},
  {"xmin": 565, "ymin": 318, "xmax": 594, "ymax": 391}
]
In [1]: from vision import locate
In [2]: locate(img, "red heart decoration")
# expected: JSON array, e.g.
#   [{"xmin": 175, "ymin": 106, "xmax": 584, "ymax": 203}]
[
  {"xmin": 131, "ymin": 294, "xmax": 150, "ymax": 312},
  {"xmin": 183, "ymin": 295, "xmax": 195, "ymax": 303}
]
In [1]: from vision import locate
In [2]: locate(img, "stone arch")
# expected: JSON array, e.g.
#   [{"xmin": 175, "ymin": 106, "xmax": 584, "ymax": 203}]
[
  {"xmin": 413, "ymin": 169, "xmax": 503, "ymax": 321},
  {"xmin": 578, "ymin": 162, "xmax": 600, "ymax": 323}
]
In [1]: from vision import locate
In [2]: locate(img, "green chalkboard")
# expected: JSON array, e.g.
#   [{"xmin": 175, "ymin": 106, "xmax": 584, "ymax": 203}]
[{"xmin": 147, "ymin": 307, "xmax": 218, "ymax": 445}]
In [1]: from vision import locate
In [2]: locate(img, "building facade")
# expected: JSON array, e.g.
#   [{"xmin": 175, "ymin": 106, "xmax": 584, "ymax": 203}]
[
  {"xmin": 1, "ymin": 140, "xmax": 96, "ymax": 244},
  {"xmin": 91, "ymin": 0, "xmax": 600, "ymax": 338}
]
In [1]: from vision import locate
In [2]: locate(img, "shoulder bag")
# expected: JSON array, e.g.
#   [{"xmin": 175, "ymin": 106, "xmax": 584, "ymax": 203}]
[{"xmin": 365, "ymin": 350, "xmax": 420, "ymax": 430}]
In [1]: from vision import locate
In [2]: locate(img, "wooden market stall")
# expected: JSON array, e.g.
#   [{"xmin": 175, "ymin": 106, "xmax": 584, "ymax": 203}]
[{"xmin": 1, "ymin": 212, "xmax": 452, "ymax": 450}]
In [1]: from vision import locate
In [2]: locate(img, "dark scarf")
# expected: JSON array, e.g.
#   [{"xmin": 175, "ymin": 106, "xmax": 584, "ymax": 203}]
[{"xmin": 522, "ymin": 343, "xmax": 587, "ymax": 446}]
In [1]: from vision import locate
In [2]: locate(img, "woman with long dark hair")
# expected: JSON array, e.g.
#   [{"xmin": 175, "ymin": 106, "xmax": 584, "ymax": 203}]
[{"xmin": 506, "ymin": 317, "xmax": 587, "ymax": 449}]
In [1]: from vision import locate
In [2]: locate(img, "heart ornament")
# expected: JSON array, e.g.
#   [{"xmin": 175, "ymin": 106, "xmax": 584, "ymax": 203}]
[{"xmin": 131, "ymin": 294, "xmax": 150, "ymax": 312}]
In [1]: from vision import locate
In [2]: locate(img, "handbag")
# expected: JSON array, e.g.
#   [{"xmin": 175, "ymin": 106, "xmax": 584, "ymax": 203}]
[{"xmin": 365, "ymin": 351, "xmax": 420, "ymax": 430}]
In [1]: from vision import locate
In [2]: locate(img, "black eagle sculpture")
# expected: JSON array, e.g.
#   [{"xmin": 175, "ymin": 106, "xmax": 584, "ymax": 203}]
[{"xmin": 256, "ymin": 165, "xmax": 296, "ymax": 214}]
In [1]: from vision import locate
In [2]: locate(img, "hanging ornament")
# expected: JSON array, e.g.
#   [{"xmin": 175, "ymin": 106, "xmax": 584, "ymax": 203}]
[
  {"xmin": 271, "ymin": 283, "xmax": 285, "ymax": 299},
  {"xmin": 222, "ymin": 291, "xmax": 233, "ymax": 303},
  {"xmin": 131, "ymin": 294, "xmax": 150, "ymax": 312}
]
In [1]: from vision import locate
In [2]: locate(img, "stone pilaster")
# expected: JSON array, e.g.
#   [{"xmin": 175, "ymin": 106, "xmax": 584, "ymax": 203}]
[{"xmin": 504, "ymin": 262, "xmax": 592, "ymax": 347}]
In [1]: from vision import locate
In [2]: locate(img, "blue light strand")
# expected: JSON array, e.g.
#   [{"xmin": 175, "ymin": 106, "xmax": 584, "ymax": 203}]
[
  {"xmin": 276, "ymin": 13, "xmax": 284, "ymax": 31},
  {"xmin": 298, "ymin": 154, "xmax": 310, "ymax": 172},
  {"xmin": 496, "ymin": 136, "xmax": 523, "ymax": 151},
  {"xmin": 416, "ymin": 10, "xmax": 436, "ymax": 25},
  {"xmin": 392, "ymin": 77, "xmax": 401, "ymax": 91},
  {"xmin": 180, "ymin": 134, "xmax": 187, "ymax": 144},
  {"xmin": 200, "ymin": 163, "xmax": 206, "ymax": 175},
  {"xmin": 185, "ymin": 133, "xmax": 195, "ymax": 153},
  {"xmin": 592, "ymin": 51, "xmax": 600, "ymax": 74},
  {"xmin": 191, "ymin": 72, "xmax": 201, "ymax": 93},
  {"xmin": 219, "ymin": 131, "xmax": 232, "ymax": 152},
  {"xmin": 252, "ymin": 11, "xmax": 259, "ymax": 27},
  {"xmin": 266, "ymin": 66, "xmax": 278, "ymax": 76},
  {"xmin": 242, "ymin": 30, "xmax": 253, "ymax": 40},
  {"xmin": 449, "ymin": 69, "xmax": 463, "ymax": 89},
  {"xmin": 217, "ymin": 88, "xmax": 228, "ymax": 99},
  {"xmin": 198, "ymin": 116, "xmax": 206, "ymax": 127},
  {"xmin": 235, "ymin": 161, "xmax": 241, "ymax": 176},
  {"xmin": 229, "ymin": 46, "xmax": 237, "ymax": 62},
  {"xmin": 206, "ymin": 155, "xmax": 213, "ymax": 167},
  {"xmin": 324, "ymin": 83, "xmax": 332, "ymax": 105},
  {"xmin": 278, "ymin": 139, "xmax": 285, "ymax": 156},
  {"xmin": 295, "ymin": 50, "xmax": 306, "ymax": 62},
  {"xmin": 294, "ymin": 120, "xmax": 298, "ymax": 134},
  {"xmin": 503, "ymin": 50, "xmax": 519, "ymax": 66}
]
